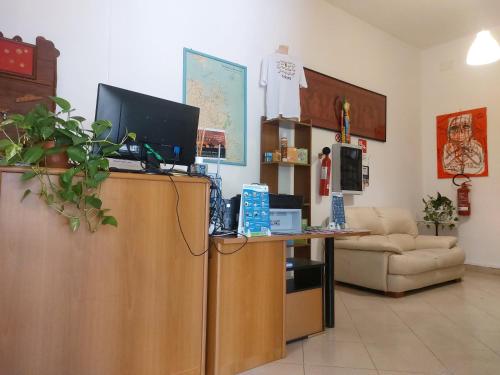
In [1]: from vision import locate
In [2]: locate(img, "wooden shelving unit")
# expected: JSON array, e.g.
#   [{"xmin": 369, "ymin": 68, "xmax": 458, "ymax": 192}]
[{"xmin": 260, "ymin": 116, "xmax": 312, "ymax": 258}]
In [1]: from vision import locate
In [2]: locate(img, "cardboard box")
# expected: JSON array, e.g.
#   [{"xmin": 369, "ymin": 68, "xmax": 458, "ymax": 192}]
[
  {"xmin": 297, "ymin": 148, "xmax": 308, "ymax": 164},
  {"xmin": 287, "ymin": 147, "xmax": 298, "ymax": 162}
]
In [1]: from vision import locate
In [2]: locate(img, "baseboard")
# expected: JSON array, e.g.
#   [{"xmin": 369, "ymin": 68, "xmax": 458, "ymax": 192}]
[{"xmin": 465, "ymin": 264, "xmax": 500, "ymax": 276}]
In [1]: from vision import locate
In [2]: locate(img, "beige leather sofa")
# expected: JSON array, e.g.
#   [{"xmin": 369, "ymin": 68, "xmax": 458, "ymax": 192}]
[{"xmin": 335, "ymin": 207, "xmax": 465, "ymax": 296}]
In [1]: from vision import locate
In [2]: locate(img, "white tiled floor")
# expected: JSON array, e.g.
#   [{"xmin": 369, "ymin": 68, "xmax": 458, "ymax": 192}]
[{"xmin": 240, "ymin": 270, "xmax": 500, "ymax": 375}]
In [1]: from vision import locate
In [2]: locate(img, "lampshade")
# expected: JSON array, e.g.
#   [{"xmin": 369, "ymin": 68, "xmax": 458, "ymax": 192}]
[{"xmin": 466, "ymin": 30, "xmax": 500, "ymax": 65}]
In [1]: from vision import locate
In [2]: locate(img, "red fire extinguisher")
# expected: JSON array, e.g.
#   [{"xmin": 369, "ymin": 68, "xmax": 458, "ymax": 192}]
[
  {"xmin": 453, "ymin": 174, "xmax": 471, "ymax": 216},
  {"xmin": 319, "ymin": 147, "xmax": 331, "ymax": 196}
]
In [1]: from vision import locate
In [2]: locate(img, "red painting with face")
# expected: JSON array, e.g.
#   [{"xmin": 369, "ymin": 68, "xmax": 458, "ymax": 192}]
[{"xmin": 436, "ymin": 107, "xmax": 488, "ymax": 178}]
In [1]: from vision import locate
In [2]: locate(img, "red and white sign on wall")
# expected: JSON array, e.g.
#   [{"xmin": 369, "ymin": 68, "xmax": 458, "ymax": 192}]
[{"xmin": 358, "ymin": 138, "xmax": 367, "ymax": 153}]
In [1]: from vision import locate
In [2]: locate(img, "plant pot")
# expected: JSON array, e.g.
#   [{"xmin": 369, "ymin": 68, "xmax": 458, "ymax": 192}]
[{"xmin": 41, "ymin": 140, "xmax": 70, "ymax": 168}]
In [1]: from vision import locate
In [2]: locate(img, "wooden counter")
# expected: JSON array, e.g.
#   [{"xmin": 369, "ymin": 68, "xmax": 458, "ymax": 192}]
[
  {"xmin": 211, "ymin": 231, "xmax": 369, "ymax": 245},
  {"xmin": 0, "ymin": 168, "xmax": 210, "ymax": 375},
  {"xmin": 207, "ymin": 231, "xmax": 369, "ymax": 375}
]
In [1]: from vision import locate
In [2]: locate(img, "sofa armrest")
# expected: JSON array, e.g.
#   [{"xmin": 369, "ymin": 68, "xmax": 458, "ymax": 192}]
[
  {"xmin": 415, "ymin": 235, "xmax": 457, "ymax": 249},
  {"xmin": 336, "ymin": 235, "xmax": 403, "ymax": 254}
]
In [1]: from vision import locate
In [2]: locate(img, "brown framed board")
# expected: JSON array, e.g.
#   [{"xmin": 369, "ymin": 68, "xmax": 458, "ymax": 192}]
[
  {"xmin": 300, "ymin": 68, "xmax": 387, "ymax": 142},
  {"xmin": 0, "ymin": 32, "xmax": 59, "ymax": 118},
  {"xmin": 0, "ymin": 36, "xmax": 36, "ymax": 79}
]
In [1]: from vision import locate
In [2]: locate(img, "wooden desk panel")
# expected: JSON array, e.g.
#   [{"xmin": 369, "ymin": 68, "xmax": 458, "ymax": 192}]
[
  {"xmin": 207, "ymin": 231, "xmax": 370, "ymax": 374},
  {"xmin": 207, "ymin": 241, "xmax": 286, "ymax": 375},
  {"xmin": 0, "ymin": 169, "xmax": 209, "ymax": 375}
]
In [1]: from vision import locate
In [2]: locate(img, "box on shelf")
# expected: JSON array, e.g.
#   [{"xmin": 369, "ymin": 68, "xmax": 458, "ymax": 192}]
[
  {"xmin": 263, "ymin": 152, "xmax": 273, "ymax": 163},
  {"xmin": 272, "ymin": 151, "xmax": 281, "ymax": 162},
  {"xmin": 287, "ymin": 147, "xmax": 298, "ymax": 163},
  {"xmin": 297, "ymin": 148, "xmax": 308, "ymax": 164}
]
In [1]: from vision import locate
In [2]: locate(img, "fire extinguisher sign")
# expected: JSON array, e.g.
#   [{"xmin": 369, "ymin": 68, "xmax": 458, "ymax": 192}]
[
  {"xmin": 358, "ymin": 139, "xmax": 367, "ymax": 153},
  {"xmin": 321, "ymin": 166, "xmax": 328, "ymax": 179}
]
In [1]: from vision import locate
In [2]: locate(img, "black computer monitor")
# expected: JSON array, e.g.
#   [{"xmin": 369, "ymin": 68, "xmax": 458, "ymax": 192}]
[{"xmin": 94, "ymin": 83, "xmax": 200, "ymax": 168}]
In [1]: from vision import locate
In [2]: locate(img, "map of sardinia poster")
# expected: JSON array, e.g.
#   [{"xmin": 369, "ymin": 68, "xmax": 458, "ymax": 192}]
[{"xmin": 183, "ymin": 48, "xmax": 247, "ymax": 165}]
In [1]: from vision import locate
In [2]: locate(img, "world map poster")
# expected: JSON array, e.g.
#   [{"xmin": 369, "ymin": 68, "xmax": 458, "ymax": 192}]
[{"xmin": 183, "ymin": 48, "xmax": 247, "ymax": 165}]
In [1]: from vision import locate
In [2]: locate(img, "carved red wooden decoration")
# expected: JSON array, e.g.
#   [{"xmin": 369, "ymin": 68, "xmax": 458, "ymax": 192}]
[
  {"xmin": 0, "ymin": 32, "xmax": 59, "ymax": 117},
  {"xmin": 0, "ymin": 37, "xmax": 36, "ymax": 78}
]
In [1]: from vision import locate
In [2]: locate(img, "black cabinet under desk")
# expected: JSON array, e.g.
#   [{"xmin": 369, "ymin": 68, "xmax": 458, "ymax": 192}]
[{"xmin": 285, "ymin": 257, "xmax": 325, "ymax": 342}]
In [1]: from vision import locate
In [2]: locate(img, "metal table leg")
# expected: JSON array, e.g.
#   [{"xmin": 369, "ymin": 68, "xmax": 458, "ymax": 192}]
[{"xmin": 324, "ymin": 237, "xmax": 335, "ymax": 328}]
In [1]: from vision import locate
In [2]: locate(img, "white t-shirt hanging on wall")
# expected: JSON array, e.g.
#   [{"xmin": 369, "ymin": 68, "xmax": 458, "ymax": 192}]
[{"xmin": 260, "ymin": 53, "xmax": 308, "ymax": 120}]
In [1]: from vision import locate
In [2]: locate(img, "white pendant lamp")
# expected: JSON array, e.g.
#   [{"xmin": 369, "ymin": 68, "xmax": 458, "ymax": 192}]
[{"xmin": 466, "ymin": 30, "xmax": 500, "ymax": 65}]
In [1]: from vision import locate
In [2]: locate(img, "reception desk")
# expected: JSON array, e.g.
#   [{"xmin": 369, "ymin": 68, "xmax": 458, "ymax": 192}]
[
  {"xmin": 207, "ymin": 231, "xmax": 369, "ymax": 375},
  {"xmin": 0, "ymin": 168, "xmax": 209, "ymax": 375}
]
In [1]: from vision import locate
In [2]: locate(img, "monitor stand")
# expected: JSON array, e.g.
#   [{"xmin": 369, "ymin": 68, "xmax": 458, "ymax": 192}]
[{"xmin": 143, "ymin": 155, "xmax": 163, "ymax": 174}]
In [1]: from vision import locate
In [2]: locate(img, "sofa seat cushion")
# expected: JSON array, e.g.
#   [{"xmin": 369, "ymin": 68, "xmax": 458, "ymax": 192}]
[
  {"xmin": 336, "ymin": 235, "xmax": 403, "ymax": 254},
  {"xmin": 387, "ymin": 265, "xmax": 465, "ymax": 293},
  {"xmin": 415, "ymin": 235, "xmax": 458, "ymax": 249},
  {"xmin": 388, "ymin": 247, "xmax": 465, "ymax": 275}
]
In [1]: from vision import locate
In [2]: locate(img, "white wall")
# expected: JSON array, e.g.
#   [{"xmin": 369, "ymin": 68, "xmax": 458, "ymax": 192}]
[
  {"xmin": 421, "ymin": 28, "xmax": 500, "ymax": 268},
  {"xmin": 1, "ymin": 0, "xmax": 421, "ymax": 259},
  {"xmin": 306, "ymin": 8, "xmax": 422, "ymax": 221}
]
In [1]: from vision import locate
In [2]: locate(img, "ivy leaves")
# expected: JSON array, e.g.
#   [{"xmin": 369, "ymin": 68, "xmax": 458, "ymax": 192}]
[
  {"xmin": 50, "ymin": 96, "xmax": 71, "ymax": 113},
  {"xmin": 21, "ymin": 170, "xmax": 37, "ymax": 181},
  {"xmin": 101, "ymin": 216, "xmax": 117, "ymax": 227},
  {"xmin": 91, "ymin": 120, "xmax": 112, "ymax": 138},
  {"xmin": 1, "ymin": 97, "xmax": 131, "ymax": 232},
  {"xmin": 5, "ymin": 143, "xmax": 22, "ymax": 162},
  {"xmin": 23, "ymin": 145, "xmax": 45, "ymax": 164},
  {"xmin": 67, "ymin": 145, "xmax": 86, "ymax": 162},
  {"xmin": 54, "ymin": 160, "xmax": 115, "ymax": 231},
  {"xmin": 422, "ymin": 192, "xmax": 459, "ymax": 235}
]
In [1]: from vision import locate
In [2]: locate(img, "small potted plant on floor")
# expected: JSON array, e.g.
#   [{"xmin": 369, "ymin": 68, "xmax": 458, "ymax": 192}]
[
  {"xmin": 0, "ymin": 97, "xmax": 135, "ymax": 232},
  {"xmin": 422, "ymin": 192, "xmax": 459, "ymax": 236}
]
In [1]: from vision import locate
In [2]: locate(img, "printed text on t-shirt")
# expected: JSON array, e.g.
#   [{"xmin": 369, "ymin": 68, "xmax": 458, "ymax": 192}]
[{"xmin": 276, "ymin": 60, "xmax": 296, "ymax": 80}]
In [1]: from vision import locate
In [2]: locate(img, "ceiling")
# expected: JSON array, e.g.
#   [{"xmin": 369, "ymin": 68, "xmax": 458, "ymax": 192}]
[{"xmin": 325, "ymin": 0, "xmax": 500, "ymax": 48}]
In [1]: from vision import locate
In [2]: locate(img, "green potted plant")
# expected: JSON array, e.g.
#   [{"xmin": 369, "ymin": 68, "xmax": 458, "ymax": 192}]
[
  {"xmin": 422, "ymin": 192, "xmax": 459, "ymax": 236},
  {"xmin": 0, "ymin": 97, "xmax": 135, "ymax": 232}
]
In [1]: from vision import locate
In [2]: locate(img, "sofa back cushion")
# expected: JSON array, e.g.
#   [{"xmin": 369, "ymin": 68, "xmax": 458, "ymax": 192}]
[
  {"xmin": 387, "ymin": 234, "xmax": 416, "ymax": 251},
  {"xmin": 375, "ymin": 207, "xmax": 418, "ymax": 236},
  {"xmin": 345, "ymin": 207, "xmax": 385, "ymax": 235}
]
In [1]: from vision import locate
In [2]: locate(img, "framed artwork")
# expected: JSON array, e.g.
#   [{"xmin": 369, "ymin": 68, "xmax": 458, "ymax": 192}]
[
  {"xmin": 0, "ymin": 36, "xmax": 36, "ymax": 78},
  {"xmin": 436, "ymin": 107, "xmax": 488, "ymax": 178},
  {"xmin": 183, "ymin": 48, "xmax": 247, "ymax": 165},
  {"xmin": 196, "ymin": 128, "xmax": 227, "ymax": 159},
  {"xmin": 300, "ymin": 68, "xmax": 387, "ymax": 142}
]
